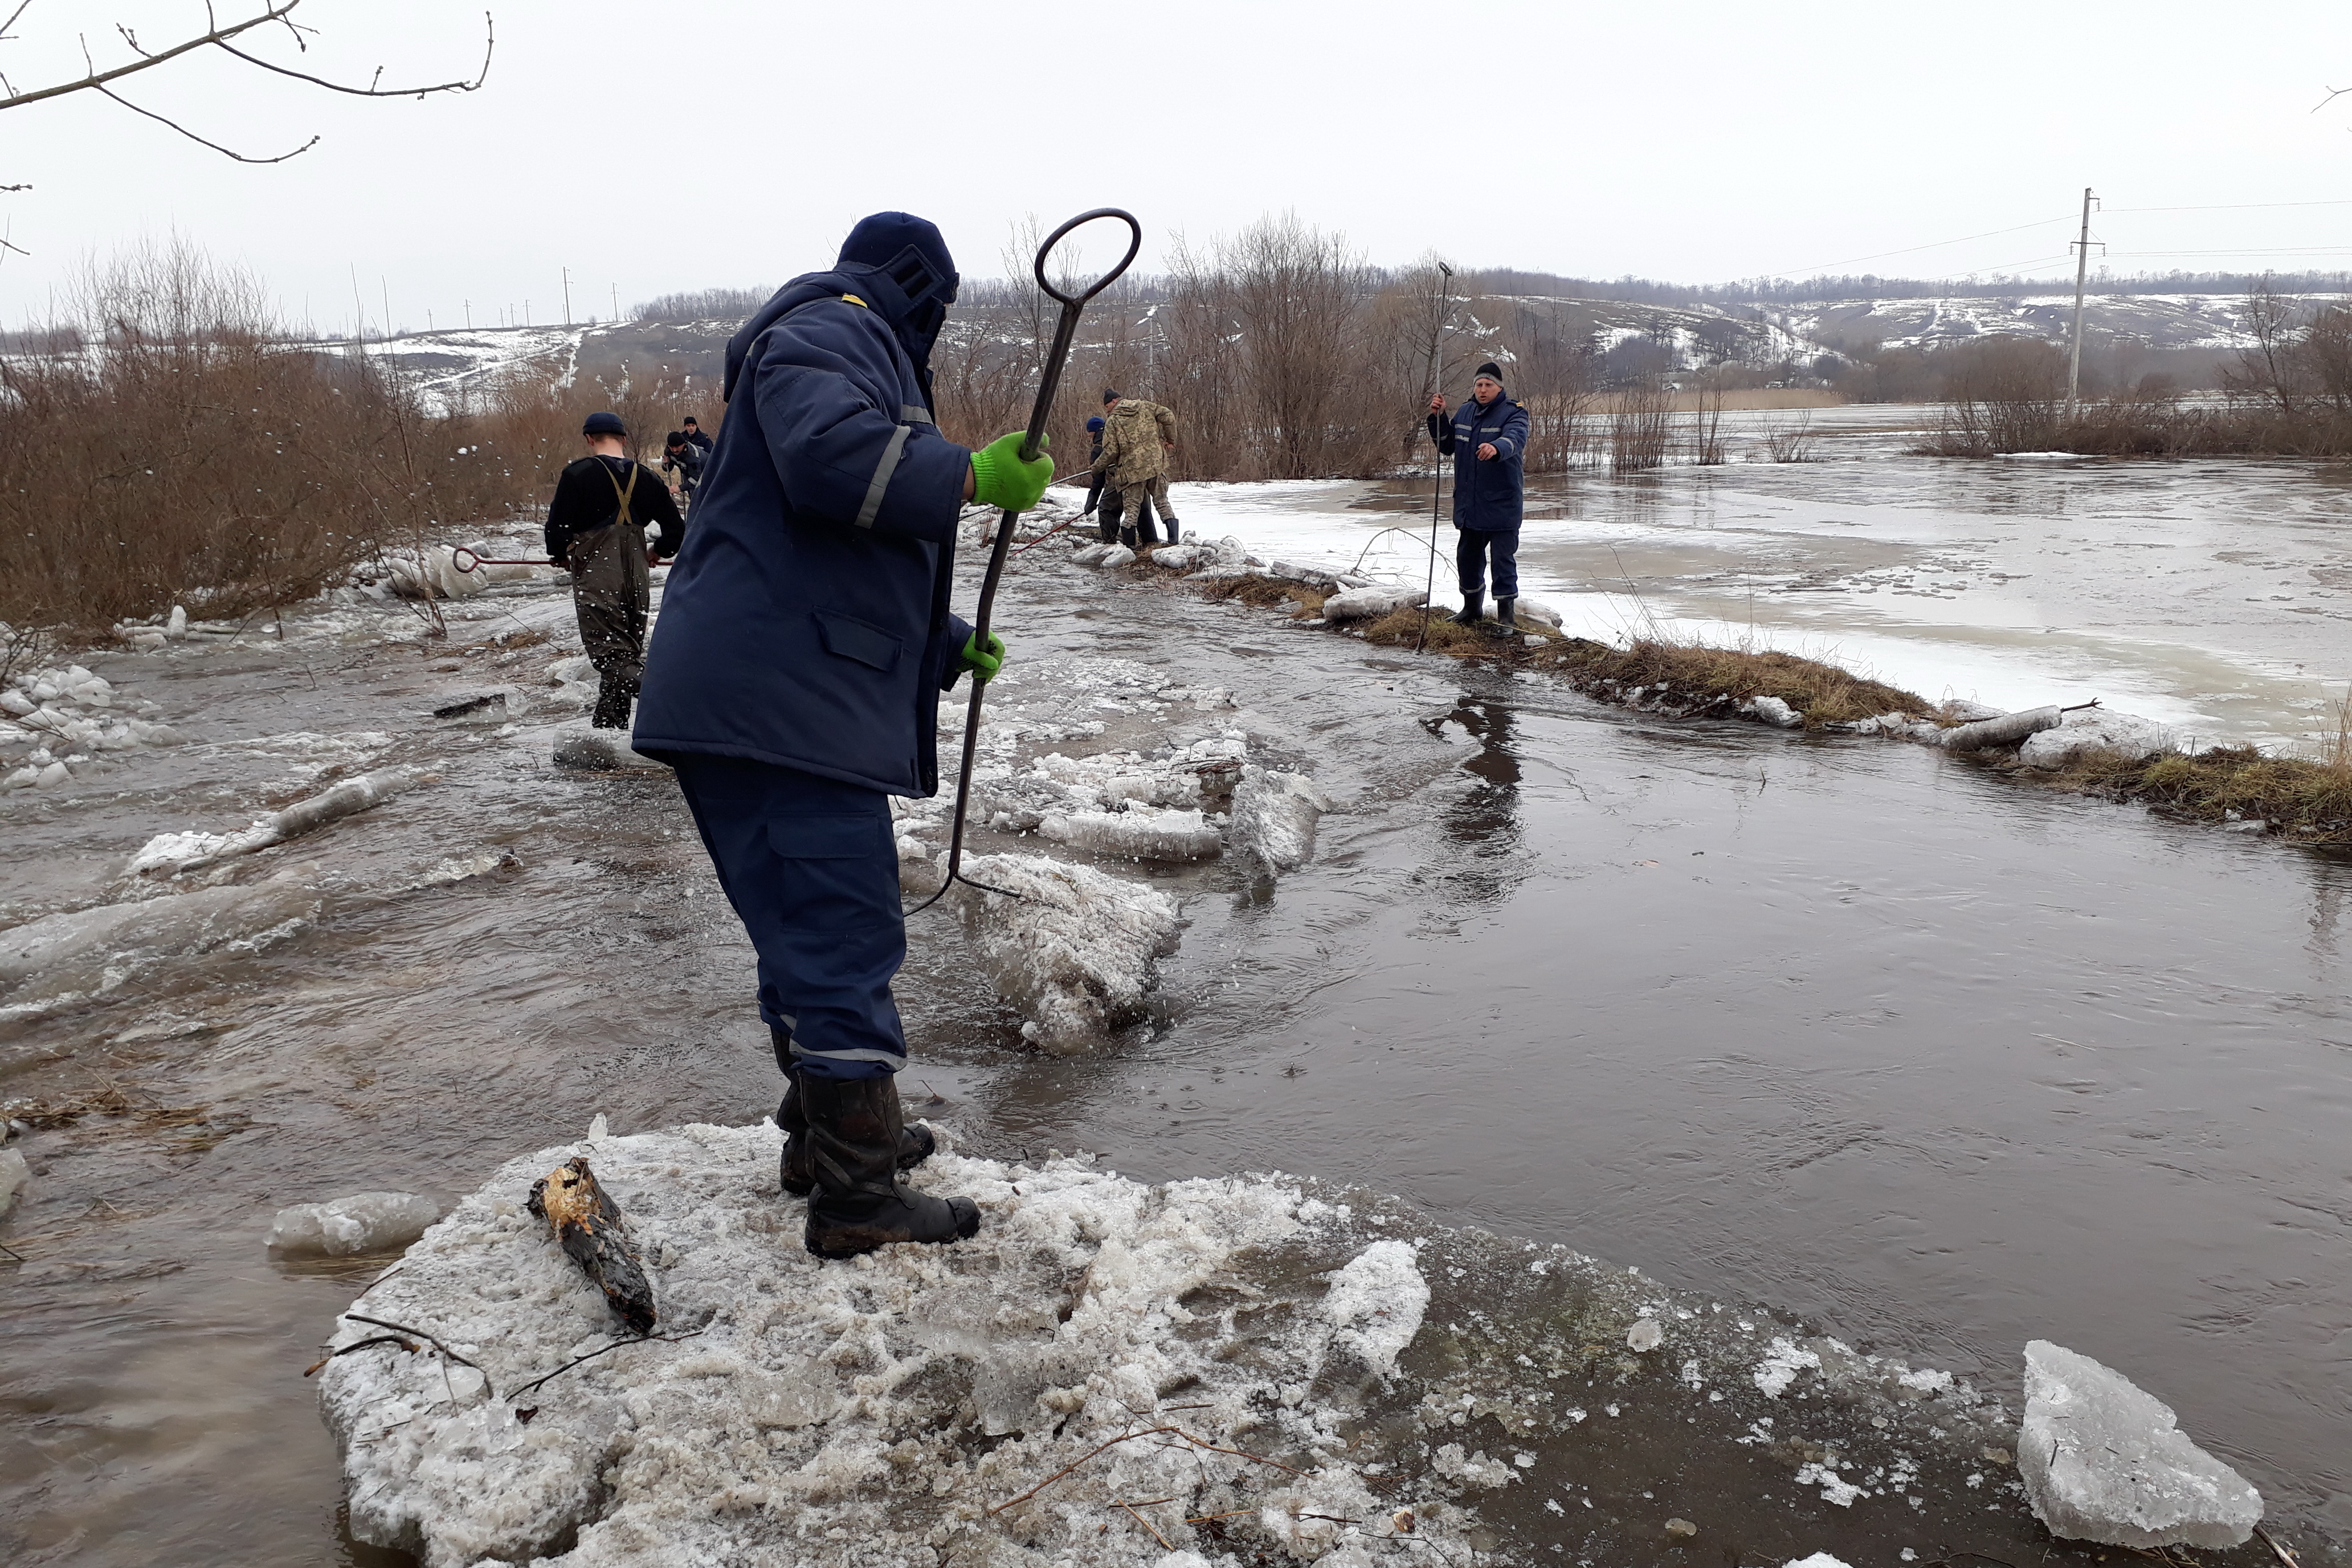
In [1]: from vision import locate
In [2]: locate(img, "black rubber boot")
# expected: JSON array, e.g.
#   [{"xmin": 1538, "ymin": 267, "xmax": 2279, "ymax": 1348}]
[
  {"xmin": 1118, "ymin": 527, "xmax": 1139, "ymax": 551},
  {"xmin": 777, "ymin": 1064, "xmax": 935, "ymax": 1198},
  {"xmin": 803, "ymin": 1075, "xmax": 979, "ymax": 1257},
  {"xmin": 1450, "ymin": 591, "xmax": 1484, "ymax": 626},
  {"xmin": 1162, "ymin": 516, "xmax": 1181, "ymax": 545},
  {"xmin": 1490, "ymin": 595, "xmax": 1519, "ymax": 635},
  {"xmin": 1096, "ymin": 517, "xmax": 1119, "ymax": 543}
]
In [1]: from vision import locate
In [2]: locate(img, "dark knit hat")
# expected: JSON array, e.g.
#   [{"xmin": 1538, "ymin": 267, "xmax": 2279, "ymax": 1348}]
[
  {"xmin": 1101, "ymin": 388, "xmax": 1121, "ymax": 405},
  {"xmin": 583, "ymin": 410, "xmax": 626, "ymax": 437},
  {"xmin": 1474, "ymin": 362, "xmax": 1504, "ymax": 383}
]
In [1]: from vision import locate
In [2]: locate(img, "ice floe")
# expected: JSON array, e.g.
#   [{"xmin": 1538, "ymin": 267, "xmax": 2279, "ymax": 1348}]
[
  {"xmin": 952, "ymin": 852, "xmax": 1180, "ymax": 1053},
  {"xmin": 2017, "ymin": 1340, "xmax": 2261, "ymax": 1550},
  {"xmin": 271, "ymin": 1192, "xmax": 442, "ymax": 1256}
]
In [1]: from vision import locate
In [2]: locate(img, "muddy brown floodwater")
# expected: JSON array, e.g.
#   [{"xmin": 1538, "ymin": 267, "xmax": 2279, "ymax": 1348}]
[{"xmin": 2, "ymin": 535, "xmax": 2347, "ymax": 1565}]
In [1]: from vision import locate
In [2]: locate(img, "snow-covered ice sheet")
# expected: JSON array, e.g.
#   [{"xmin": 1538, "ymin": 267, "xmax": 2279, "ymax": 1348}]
[{"xmin": 317, "ymin": 1121, "xmax": 2030, "ymax": 1568}]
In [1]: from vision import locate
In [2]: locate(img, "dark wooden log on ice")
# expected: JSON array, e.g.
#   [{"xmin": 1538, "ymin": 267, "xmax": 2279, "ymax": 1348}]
[{"xmin": 526, "ymin": 1156, "xmax": 657, "ymax": 1334}]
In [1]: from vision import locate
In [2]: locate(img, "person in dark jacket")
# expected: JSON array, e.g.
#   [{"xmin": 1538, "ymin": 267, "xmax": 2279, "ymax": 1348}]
[
  {"xmin": 681, "ymin": 415, "xmax": 714, "ymax": 456},
  {"xmin": 1428, "ymin": 361, "xmax": 1532, "ymax": 631},
  {"xmin": 1081, "ymin": 414, "xmax": 1108, "ymax": 522},
  {"xmin": 662, "ymin": 430, "xmax": 705, "ymax": 503},
  {"xmin": 544, "ymin": 411, "xmax": 685, "ymax": 729},
  {"xmin": 635, "ymin": 212, "xmax": 1053, "ymax": 1259}
]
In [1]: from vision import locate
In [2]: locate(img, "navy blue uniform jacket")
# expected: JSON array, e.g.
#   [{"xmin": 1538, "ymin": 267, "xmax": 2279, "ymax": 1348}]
[
  {"xmin": 1430, "ymin": 393, "xmax": 1532, "ymax": 532},
  {"xmin": 634, "ymin": 272, "xmax": 974, "ymax": 795}
]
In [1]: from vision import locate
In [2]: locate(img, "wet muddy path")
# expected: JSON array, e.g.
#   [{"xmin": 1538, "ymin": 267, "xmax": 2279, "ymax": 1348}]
[{"xmin": 2, "ymin": 540, "xmax": 2347, "ymax": 1563}]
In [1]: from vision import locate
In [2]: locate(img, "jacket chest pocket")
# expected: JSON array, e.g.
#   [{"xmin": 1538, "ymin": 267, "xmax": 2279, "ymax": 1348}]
[{"xmin": 814, "ymin": 610, "xmax": 903, "ymax": 673}]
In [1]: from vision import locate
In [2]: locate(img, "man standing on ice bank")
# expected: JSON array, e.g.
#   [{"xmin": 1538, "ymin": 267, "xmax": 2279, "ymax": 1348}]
[
  {"xmin": 633, "ymin": 213, "xmax": 1054, "ymax": 1258},
  {"xmin": 1428, "ymin": 361, "xmax": 1530, "ymax": 632}
]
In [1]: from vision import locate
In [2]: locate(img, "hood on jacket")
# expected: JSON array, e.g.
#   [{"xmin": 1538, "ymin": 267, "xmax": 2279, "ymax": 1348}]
[{"xmin": 723, "ymin": 214, "xmax": 961, "ymax": 405}]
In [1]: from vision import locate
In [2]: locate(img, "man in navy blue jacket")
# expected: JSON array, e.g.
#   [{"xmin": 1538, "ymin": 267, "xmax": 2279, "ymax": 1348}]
[
  {"xmin": 635, "ymin": 213, "xmax": 1052, "ymax": 1258},
  {"xmin": 1428, "ymin": 361, "xmax": 1532, "ymax": 632}
]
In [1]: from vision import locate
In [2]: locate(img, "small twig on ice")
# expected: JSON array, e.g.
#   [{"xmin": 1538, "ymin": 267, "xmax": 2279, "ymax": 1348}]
[
  {"xmin": 505, "ymin": 1324, "xmax": 708, "ymax": 1402},
  {"xmin": 305, "ymin": 1332, "xmax": 418, "ymax": 1376},
  {"xmin": 342, "ymin": 1312, "xmax": 497, "ymax": 1399},
  {"xmin": 987, "ymin": 1426, "xmax": 1182, "ymax": 1514},
  {"xmin": 1116, "ymin": 1501, "xmax": 1174, "ymax": 1550},
  {"xmin": 2255, "ymin": 1524, "xmax": 2302, "ymax": 1568}
]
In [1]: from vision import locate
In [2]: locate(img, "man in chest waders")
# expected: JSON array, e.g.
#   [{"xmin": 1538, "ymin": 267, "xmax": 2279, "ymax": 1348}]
[
  {"xmin": 544, "ymin": 412, "xmax": 685, "ymax": 729},
  {"xmin": 634, "ymin": 213, "xmax": 1055, "ymax": 1258}
]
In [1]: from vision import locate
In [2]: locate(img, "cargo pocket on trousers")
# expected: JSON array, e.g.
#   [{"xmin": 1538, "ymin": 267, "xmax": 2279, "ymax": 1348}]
[
  {"xmin": 766, "ymin": 814, "xmax": 895, "ymax": 930},
  {"xmin": 813, "ymin": 610, "xmax": 903, "ymax": 673}
]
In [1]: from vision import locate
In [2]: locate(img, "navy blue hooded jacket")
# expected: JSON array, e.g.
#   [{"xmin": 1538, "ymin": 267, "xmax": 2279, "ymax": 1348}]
[
  {"xmin": 634, "ymin": 222, "xmax": 975, "ymax": 796},
  {"xmin": 1430, "ymin": 389, "xmax": 1532, "ymax": 532}
]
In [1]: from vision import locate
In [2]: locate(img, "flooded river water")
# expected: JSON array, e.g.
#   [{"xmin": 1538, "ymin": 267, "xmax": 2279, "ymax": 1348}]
[{"xmin": 2, "ymin": 455, "xmax": 2349, "ymax": 1563}]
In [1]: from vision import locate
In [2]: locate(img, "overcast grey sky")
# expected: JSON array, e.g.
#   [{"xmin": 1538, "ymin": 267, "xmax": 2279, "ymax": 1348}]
[{"xmin": 3, "ymin": 0, "xmax": 2347, "ymax": 332}]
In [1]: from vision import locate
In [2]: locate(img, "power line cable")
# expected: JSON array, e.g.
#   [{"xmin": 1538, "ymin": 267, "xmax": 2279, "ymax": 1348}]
[{"xmin": 1753, "ymin": 215, "xmax": 2075, "ymax": 279}]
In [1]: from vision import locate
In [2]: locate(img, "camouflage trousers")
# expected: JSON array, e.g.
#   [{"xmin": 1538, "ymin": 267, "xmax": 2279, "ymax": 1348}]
[
  {"xmin": 568, "ymin": 522, "xmax": 650, "ymax": 730},
  {"xmin": 1098, "ymin": 475, "xmax": 1177, "ymax": 545}
]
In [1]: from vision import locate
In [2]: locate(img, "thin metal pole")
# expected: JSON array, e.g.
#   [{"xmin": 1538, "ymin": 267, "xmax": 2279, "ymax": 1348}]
[
  {"xmin": 908, "ymin": 209, "xmax": 1144, "ymax": 915},
  {"xmin": 562, "ymin": 266, "xmax": 572, "ymax": 326},
  {"xmin": 1415, "ymin": 262, "xmax": 1454, "ymax": 654},
  {"xmin": 2067, "ymin": 186, "xmax": 2095, "ymax": 418}
]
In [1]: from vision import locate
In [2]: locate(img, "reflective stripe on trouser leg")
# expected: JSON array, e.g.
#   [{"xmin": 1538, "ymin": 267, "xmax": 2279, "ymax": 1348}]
[
  {"xmin": 1487, "ymin": 526, "xmax": 1522, "ymax": 599},
  {"xmin": 671, "ymin": 755, "xmax": 909, "ymax": 1083}
]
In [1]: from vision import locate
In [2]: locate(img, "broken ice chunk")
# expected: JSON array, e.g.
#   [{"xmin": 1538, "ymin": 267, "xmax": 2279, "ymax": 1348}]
[
  {"xmin": 1626, "ymin": 1317, "xmax": 1664, "ymax": 1352},
  {"xmin": 1038, "ymin": 806, "xmax": 1222, "ymax": 862},
  {"xmin": 1227, "ymin": 765, "xmax": 1331, "ymax": 873},
  {"xmin": 954, "ymin": 853, "xmax": 1179, "ymax": 1054},
  {"xmin": 1321, "ymin": 1239, "xmax": 1428, "ymax": 1377},
  {"xmin": 2018, "ymin": 1339, "xmax": 2262, "ymax": 1550},
  {"xmin": 268, "ymin": 1191, "xmax": 439, "ymax": 1256}
]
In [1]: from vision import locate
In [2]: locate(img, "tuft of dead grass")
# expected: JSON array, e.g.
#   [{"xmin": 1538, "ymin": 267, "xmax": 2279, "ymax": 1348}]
[
  {"xmin": 1353, "ymin": 608, "xmax": 1930, "ymax": 727},
  {"xmin": 2057, "ymin": 745, "xmax": 2352, "ymax": 843}
]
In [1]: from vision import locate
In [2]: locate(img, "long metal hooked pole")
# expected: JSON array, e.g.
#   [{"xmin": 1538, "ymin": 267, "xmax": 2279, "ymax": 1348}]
[{"xmin": 906, "ymin": 207, "xmax": 1144, "ymax": 916}]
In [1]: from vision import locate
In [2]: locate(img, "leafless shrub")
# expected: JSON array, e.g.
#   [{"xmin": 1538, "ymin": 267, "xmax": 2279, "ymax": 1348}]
[
  {"xmin": 1919, "ymin": 337, "xmax": 2066, "ymax": 454},
  {"xmin": 1608, "ymin": 385, "xmax": 1674, "ymax": 472},
  {"xmin": 1685, "ymin": 379, "xmax": 1728, "ymax": 466},
  {"xmin": 1758, "ymin": 411, "xmax": 1820, "ymax": 463}
]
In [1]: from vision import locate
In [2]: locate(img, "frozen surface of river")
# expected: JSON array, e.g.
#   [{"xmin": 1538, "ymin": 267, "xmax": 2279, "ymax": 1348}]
[
  {"xmin": 1, "ymin": 472, "xmax": 2347, "ymax": 1563},
  {"xmin": 1175, "ymin": 409, "xmax": 2352, "ymax": 749}
]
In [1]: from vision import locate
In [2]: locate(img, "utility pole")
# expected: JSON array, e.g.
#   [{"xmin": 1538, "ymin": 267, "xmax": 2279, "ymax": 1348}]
[
  {"xmin": 2067, "ymin": 186, "xmax": 2097, "ymax": 419},
  {"xmin": 463, "ymin": 299, "xmax": 471, "ymax": 329},
  {"xmin": 562, "ymin": 266, "xmax": 573, "ymax": 325},
  {"xmin": 611, "ymin": 283, "xmax": 620, "ymax": 321},
  {"xmin": 525, "ymin": 299, "xmax": 532, "ymax": 328}
]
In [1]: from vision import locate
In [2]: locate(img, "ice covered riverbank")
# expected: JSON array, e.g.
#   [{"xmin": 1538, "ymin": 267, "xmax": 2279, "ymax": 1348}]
[{"xmin": 322, "ymin": 1120, "xmax": 2047, "ymax": 1568}]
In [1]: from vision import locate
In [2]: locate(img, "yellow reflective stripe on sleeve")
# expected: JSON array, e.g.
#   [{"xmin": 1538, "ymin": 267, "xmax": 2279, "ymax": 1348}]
[{"xmin": 840, "ymin": 294, "xmax": 868, "ymax": 308}]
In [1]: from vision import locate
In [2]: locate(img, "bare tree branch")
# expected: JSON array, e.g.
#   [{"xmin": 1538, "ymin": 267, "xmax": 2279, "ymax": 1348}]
[
  {"xmin": 1, "ymin": 1, "xmax": 299, "ymax": 112},
  {"xmin": 0, "ymin": 2, "xmax": 493, "ymax": 172},
  {"xmin": 211, "ymin": 11, "xmax": 493, "ymax": 98},
  {"xmin": 92, "ymin": 81, "xmax": 317, "ymax": 162},
  {"xmin": 2314, "ymin": 85, "xmax": 2350, "ymax": 114}
]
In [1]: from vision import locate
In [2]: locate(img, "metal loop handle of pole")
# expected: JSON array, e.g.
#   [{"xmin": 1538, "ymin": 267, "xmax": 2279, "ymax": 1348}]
[
  {"xmin": 450, "ymin": 546, "xmax": 558, "ymax": 573},
  {"xmin": 906, "ymin": 207, "xmax": 1142, "ymax": 918}
]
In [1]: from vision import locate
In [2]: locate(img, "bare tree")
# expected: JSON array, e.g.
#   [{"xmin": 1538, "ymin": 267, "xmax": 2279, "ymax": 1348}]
[
  {"xmin": 2226, "ymin": 281, "xmax": 2303, "ymax": 416},
  {"xmin": 0, "ymin": 0, "xmax": 492, "ymax": 194}
]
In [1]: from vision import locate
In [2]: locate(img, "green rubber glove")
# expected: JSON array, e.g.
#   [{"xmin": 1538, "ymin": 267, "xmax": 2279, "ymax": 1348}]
[
  {"xmin": 967, "ymin": 431, "xmax": 1053, "ymax": 513},
  {"xmin": 960, "ymin": 630, "xmax": 1007, "ymax": 685}
]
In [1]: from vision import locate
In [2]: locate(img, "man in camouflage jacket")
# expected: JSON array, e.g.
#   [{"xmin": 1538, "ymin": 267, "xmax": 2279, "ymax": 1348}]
[{"xmin": 1095, "ymin": 388, "xmax": 1181, "ymax": 547}]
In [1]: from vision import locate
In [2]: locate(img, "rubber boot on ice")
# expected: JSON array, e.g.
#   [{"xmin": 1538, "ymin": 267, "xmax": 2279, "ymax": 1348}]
[
  {"xmin": 802, "ymin": 1074, "xmax": 979, "ymax": 1257},
  {"xmin": 1450, "ymin": 591, "xmax": 1484, "ymax": 626},
  {"xmin": 1489, "ymin": 595, "xmax": 1519, "ymax": 635},
  {"xmin": 776, "ymin": 1063, "xmax": 936, "ymax": 1198},
  {"xmin": 1161, "ymin": 514, "xmax": 1180, "ymax": 546}
]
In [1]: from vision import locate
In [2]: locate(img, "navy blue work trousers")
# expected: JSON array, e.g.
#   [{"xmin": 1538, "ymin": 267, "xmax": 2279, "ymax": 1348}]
[
  {"xmin": 1456, "ymin": 526, "xmax": 1521, "ymax": 599},
  {"xmin": 672, "ymin": 754, "xmax": 906, "ymax": 1083}
]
